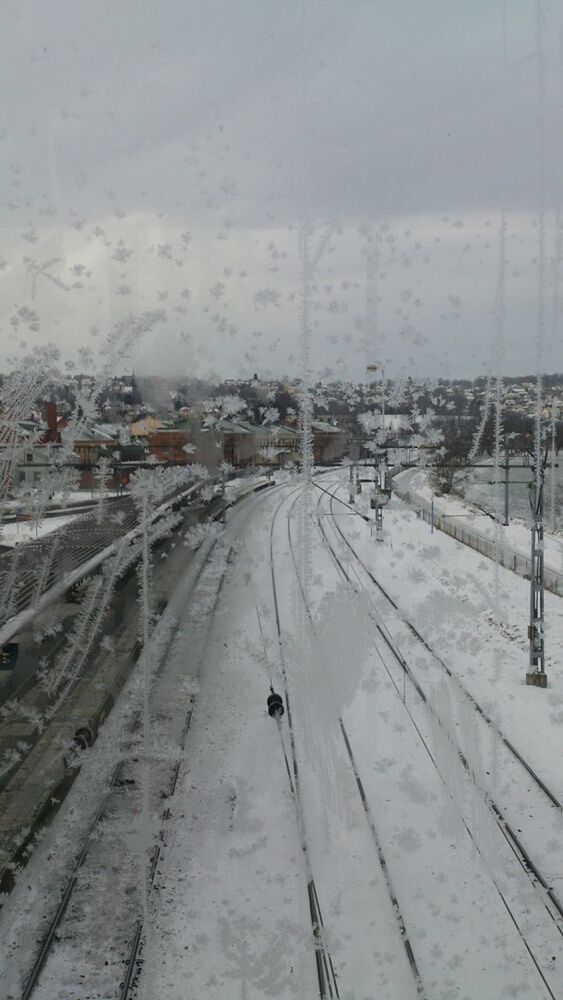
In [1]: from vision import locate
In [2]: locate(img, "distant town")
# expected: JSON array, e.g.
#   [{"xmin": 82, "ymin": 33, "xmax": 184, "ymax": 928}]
[{"xmin": 1, "ymin": 372, "xmax": 562, "ymax": 501}]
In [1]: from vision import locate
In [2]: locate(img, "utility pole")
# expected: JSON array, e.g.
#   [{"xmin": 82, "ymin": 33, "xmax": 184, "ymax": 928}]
[
  {"xmin": 503, "ymin": 431, "xmax": 510, "ymax": 526},
  {"xmin": 374, "ymin": 500, "xmax": 384, "ymax": 538},
  {"xmin": 349, "ymin": 461, "xmax": 355, "ymax": 505},
  {"xmin": 368, "ymin": 461, "xmax": 391, "ymax": 541},
  {"xmin": 526, "ymin": 463, "xmax": 547, "ymax": 687},
  {"xmin": 370, "ymin": 485, "xmax": 386, "ymax": 540},
  {"xmin": 220, "ymin": 467, "xmax": 226, "ymax": 524},
  {"xmin": 549, "ymin": 399, "xmax": 558, "ymax": 532},
  {"xmin": 366, "ymin": 363, "xmax": 388, "ymax": 538}
]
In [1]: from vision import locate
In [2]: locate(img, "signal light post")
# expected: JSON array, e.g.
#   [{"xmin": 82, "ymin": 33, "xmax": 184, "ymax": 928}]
[{"xmin": 526, "ymin": 464, "xmax": 547, "ymax": 687}]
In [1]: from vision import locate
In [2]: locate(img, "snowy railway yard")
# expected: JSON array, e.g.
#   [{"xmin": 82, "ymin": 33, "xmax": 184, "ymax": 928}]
[
  {"xmin": 0, "ymin": 472, "xmax": 562, "ymax": 1000},
  {"xmin": 5, "ymin": 2, "xmax": 563, "ymax": 999}
]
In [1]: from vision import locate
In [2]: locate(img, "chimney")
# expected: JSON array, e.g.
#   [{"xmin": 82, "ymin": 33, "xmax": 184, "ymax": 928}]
[{"xmin": 42, "ymin": 401, "xmax": 61, "ymax": 443}]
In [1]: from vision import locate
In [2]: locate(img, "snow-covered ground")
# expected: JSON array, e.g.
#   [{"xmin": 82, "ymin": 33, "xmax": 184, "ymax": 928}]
[
  {"xmin": 396, "ymin": 466, "xmax": 563, "ymax": 577},
  {"xmin": 1, "ymin": 476, "xmax": 562, "ymax": 999},
  {"xmin": 0, "ymin": 490, "xmax": 126, "ymax": 548},
  {"xmin": 0, "ymin": 489, "xmax": 125, "ymax": 512},
  {"xmin": 0, "ymin": 513, "xmax": 77, "ymax": 547}
]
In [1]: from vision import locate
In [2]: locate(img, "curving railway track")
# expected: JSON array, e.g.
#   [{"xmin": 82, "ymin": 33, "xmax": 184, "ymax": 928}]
[
  {"xmin": 8, "ymin": 480, "xmax": 282, "ymax": 1000},
  {"xmin": 305, "ymin": 475, "xmax": 563, "ymax": 998},
  {"xmin": 268, "ymin": 485, "xmax": 427, "ymax": 999},
  {"xmin": 316, "ymin": 479, "xmax": 563, "ymax": 917},
  {"xmin": 11, "ymin": 474, "xmax": 563, "ymax": 1000},
  {"xmin": 268, "ymin": 487, "xmax": 341, "ymax": 1000}
]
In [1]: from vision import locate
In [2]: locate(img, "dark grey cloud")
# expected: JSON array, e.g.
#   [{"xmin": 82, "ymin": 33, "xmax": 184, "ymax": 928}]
[{"xmin": 1, "ymin": 0, "xmax": 562, "ymax": 379}]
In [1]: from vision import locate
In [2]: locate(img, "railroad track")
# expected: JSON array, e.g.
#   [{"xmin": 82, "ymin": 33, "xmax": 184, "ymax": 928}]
[
  {"xmin": 318, "ymin": 480, "xmax": 563, "ymax": 913},
  {"xmin": 19, "ymin": 712, "xmax": 143, "ymax": 1000},
  {"xmin": 324, "ymin": 480, "xmax": 562, "ymax": 813},
  {"xmin": 118, "ymin": 530, "xmax": 237, "ymax": 1000},
  {"xmin": 13, "ymin": 479, "xmax": 285, "ymax": 1000},
  {"xmin": 267, "ymin": 486, "xmax": 341, "ymax": 1000},
  {"xmin": 118, "ymin": 479, "xmax": 292, "ymax": 1000},
  {"xmin": 0, "ymin": 511, "xmax": 187, "ymax": 894},
  {"xmin": 0, "ymin": 481, "xmax": 207, "ymax": 628},
  {"xmin": 310, "ymin": 478, "xmax": 562, "ymax": 997},
  {"xmin": 0, "ymin": 479, "xmax": 247, "ymax": 875},
  {"xmin": 276, "ymin": 485, "xmax": 427, "ymax": 1000},
  {"xmin": 13, "ymin": 534, "xmax": 215, "ymax": 1000}
]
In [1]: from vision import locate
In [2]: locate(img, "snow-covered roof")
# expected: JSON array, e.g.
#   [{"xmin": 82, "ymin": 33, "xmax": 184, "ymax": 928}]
[
  {"xmin": 97, "ymin": 423, "xmax": 125, "ymax": 438},
  {"xmin": 255, "ymin": 424, "xmax": 299, "ymax": 439},
  {"xmin": 72, "ymin": 425, "xmax": 116, "ymax": 442},
  {"xmin": 211, "ymin": 418, "xmax": 253, "ymax": 434},
  {"xmin": 311, "ymin": 420, "xmax": 342, "ymax": 434}
]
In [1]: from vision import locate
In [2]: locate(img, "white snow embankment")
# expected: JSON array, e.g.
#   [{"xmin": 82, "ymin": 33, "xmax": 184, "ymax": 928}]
[{"xmin": 394, "ymin": 467, "xmax": 563, "ymax": 592}]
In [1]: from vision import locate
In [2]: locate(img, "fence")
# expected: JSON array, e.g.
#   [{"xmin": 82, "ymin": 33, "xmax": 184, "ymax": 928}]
[
  {"xmin": 0, "ymin": 479, "xmax": 206, "ymax": 635},
  {"xmin": 395, "ymin": 487, "xmax": 563, "ymax": 599}
]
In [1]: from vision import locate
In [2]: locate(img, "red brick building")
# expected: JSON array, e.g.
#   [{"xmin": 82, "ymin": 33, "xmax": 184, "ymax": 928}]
[{"xmin": 147, "ymin": 429, "xmax": 190, "ymax": 464}]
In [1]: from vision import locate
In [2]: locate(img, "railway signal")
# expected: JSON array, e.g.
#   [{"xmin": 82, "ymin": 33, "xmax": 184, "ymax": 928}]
[
  {"xmin": 267, "ymin": 690, "xmax": 284, "ymax": 719},
  {"xmin": 526, "ymin": 463, "xmax": 547, "ymax": 687},
  {"xmin": 0, "ymin": 642, "xmax": 18, "ymax": 670}
]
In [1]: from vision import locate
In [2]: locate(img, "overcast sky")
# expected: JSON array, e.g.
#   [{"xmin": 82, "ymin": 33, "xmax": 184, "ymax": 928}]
[{"xmin": 1, "ymin": 0, "xmax": 562, "ymax": 383}]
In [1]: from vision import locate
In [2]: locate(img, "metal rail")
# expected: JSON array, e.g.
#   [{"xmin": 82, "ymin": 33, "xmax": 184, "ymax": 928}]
[
  {"xmin": 281, "ymin": 488, "xmax": 426, "ymax": 999},
  {"xmin": 17, "ymin": 482, "xmax": 274, "ymax": 1000},
  {"xmin": 20, "ymin": 713, "xmax": 142, "ymax": 1000},
  {"xmin": 309, "ymin": 483, "xmax": 563, "ymax": 995},
  {"xmin": 268, "ymin": 487, "xmax": 340, "ymax": 1000},
  {"xmin": 316, "ymin": 483, "xmax": 563, "ymax": 936},
  {"xmin": 0, "ymin": 480, "xmax": 207, "ymax": 648},
  {"xmin": 0, "ymin": 513, "xmax": 175, "ymax": 801},
  {"xmin": 327, "ymin": 484, "xmax": 563, "ymax": 812},
  {"xmin": 119, "ymin": 480, "xmax": 279, "ymax": 999},
  {"xmin": 339, "ymin": 719, "xmax": 426, "ymax": 998}
]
